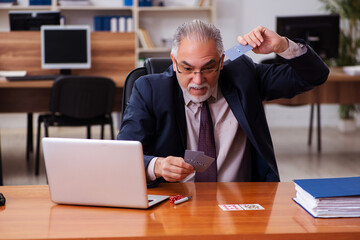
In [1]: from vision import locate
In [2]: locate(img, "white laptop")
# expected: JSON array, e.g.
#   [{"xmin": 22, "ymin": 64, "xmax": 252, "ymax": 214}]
[{"xmin": 42, "ymin": 137, "xmax": 169, "ymax": 209}]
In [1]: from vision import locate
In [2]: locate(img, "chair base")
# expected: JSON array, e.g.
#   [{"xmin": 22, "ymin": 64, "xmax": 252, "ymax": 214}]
[
  {"xmin": 26, "ymin": 113, "xmax": 33, "ymax": 161},
  {"xmin": 0, "ymin": 131, "xmax": 3, "ymax": 186},
  {"xmin": 308, "ymin": 103, "xmax": 321, "ymax": 152}
]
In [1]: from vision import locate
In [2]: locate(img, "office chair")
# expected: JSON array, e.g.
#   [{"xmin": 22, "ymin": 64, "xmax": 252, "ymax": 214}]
[
  {"xmin": 35, "ymin": 76, "xmax": 116, "ymax": 176},
  {"xmin": 261, "ymin": 58, "xmax": 321, "ymax": 152},
  {"xmin": 26, "ymin": 113, "xmax": 33, "ymax": 161},
  {"xmin": 0, "ymin": 130, "xmax": 3, "ymax": 185},
  {"xmin": 122, "ymin": 57, "xmax": 173, "ymax": 121}
]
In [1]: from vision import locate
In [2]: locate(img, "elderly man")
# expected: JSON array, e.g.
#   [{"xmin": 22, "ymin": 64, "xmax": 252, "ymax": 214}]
[{"xmin": 118, "ymin": 19, "xmax": 329, "ymax": 184}]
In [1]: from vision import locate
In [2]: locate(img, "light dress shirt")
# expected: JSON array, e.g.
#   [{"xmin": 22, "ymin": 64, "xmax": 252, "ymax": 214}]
[{"xmin": 146, "ymin": 39, "xmax": 307, "ymax": 182}]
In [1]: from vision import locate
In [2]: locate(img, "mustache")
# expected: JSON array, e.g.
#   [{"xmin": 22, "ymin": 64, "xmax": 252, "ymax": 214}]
[{"xmin": 187, "ymin": 83, "xmax": 210, "ymax": 91}]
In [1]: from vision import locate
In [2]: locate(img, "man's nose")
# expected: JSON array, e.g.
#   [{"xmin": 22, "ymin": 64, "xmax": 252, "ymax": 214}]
[{"xmin": 192, "ymin": 72, "xmax": 203, "ymax": 85}]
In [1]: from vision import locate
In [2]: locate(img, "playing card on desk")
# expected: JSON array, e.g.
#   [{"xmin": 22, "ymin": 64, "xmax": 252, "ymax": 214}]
[
  {"xmin": 224, "ymin": 43, "xmax": 253, "ymax": 61},
  {"xmin": 184, "ymin": 150, "xmax": 215, "ymax": 172}
]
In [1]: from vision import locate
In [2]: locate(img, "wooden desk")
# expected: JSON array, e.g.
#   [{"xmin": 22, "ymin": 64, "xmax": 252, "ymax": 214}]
[
  {"xmin": 0, "ymin": 31, "xmax": 135, "ymax": 112},
  {"xmin": 0, "ymin": 183, "xmax": 359, "ymax": 240},
  {"xmin": 269, "ymin": 68, "xmax": 360, "ymax": 105}
]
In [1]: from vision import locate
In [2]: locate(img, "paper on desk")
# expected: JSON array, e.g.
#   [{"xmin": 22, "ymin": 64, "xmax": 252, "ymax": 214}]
[{"xmin": 0, "ymin": 70, "xmax": 27, "ymax": 77}]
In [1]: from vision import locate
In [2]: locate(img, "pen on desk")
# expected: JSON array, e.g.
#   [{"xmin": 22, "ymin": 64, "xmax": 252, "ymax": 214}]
[{"xmin": 174, "ymin": 196, "xmax": 192, "ymax": 205}]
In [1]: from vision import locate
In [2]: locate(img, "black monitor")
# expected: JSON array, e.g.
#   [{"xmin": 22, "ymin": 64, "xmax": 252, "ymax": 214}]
[
  {"xmin": 276, "ymin": 14, "xmax": 340, "ymax": 59},
  {"xmin": 9, "ymin": 11, "xmax": 60, "ymax": 31},
  {"xmin": 41, "ymin": 25, "xmax": 91, "ymax": 75}
]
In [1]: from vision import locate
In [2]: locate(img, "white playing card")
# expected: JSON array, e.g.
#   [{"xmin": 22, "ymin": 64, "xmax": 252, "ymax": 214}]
[
  {"xmin": 224, "ymin": 43, "xmax": 253, "ymax": 61},
  {"xmin": 218, "ymin": 204, "xmax": 244, "ymax": 211},
  {"xmin": 218, "ymin": 204, "xmax": 265, "ymax": 211},
  {"xmin": 239, "ymin": 204, "xmax": 265, "ymax": 210}
]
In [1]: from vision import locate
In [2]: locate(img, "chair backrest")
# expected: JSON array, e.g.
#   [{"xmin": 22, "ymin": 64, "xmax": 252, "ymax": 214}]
[
  {"xmin": 121, "ymin": 58, "xmax": 173, "ymax": 120},
  {"xmin": 50, "ymin": 76, "xmax": 115, "ymax": 119}
]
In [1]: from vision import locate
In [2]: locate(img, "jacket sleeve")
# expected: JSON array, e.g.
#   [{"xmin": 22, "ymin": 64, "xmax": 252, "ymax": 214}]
[
  {"xmin": 117, "ymin": 76, "xmax": 156, "ymax": 168},
  {"xmin": 254, "ymin": 43, "xmax": 330, "ymax": 101}
]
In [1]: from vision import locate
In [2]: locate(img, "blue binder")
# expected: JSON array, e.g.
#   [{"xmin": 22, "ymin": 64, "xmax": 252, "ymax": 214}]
[{"xmin": 294, "ymin": 176, "xmax": 360, "ymax": 198}]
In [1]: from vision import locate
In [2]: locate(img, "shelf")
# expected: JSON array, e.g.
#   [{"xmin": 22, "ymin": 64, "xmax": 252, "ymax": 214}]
[
  {"xmin": 138, "ymin": 6, "xmax": 212, "ymax": 12},
  {"xmin": 0, "ymin": 5, "xmax": 133, "ymax": 11},
  {"xmin": 58, "ymin": 6, "xmax": 133, "ymax": 11},
  {"xmin": 0, "ymin": 6, "xmax": 52, "ymax": 10},
  {"xmin": 138, "ymin": 47, "xmax": 170, "ymax": 53}
]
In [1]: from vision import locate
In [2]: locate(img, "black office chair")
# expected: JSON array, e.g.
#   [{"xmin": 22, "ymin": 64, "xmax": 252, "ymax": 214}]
[
  {"xmin": 26, "ymin": 113, "xmax": 33, "ymax": 161},
  {"xmin": 261, "ymin": 58, "xmax": 321, "ymax": 152},
  {"xmin": 122, "ymin": 57, "xmax": 173, "ymax": 120},
  {"xmin": 0, "ymin": 130, "xmax": 3, "ymax": 185},
  {"xmin": 35, "ymin": 76, "xmax": 116, "ymax": 176}
]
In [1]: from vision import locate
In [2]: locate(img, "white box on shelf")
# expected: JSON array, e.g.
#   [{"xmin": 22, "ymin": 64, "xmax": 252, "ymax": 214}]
[
  {"xmin": 59, "ymin": 0, "xmax": 90, "ymax": 6},
  {"xmin": 154, "ymin": 0, "xmax": 198, "ymax": 7},
  {"xmin": 90, "ymin": 0, "xmax": 124, "ymax": 7}
]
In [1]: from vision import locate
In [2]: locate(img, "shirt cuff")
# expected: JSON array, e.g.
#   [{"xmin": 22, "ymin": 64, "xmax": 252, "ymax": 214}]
[
  {"xmin": 146, "ymin": 157, "xmax": 158, "ymax": 181},
  {"xmin": 278, "ymin": 39, "xmax": 307, "ymax": 59}
]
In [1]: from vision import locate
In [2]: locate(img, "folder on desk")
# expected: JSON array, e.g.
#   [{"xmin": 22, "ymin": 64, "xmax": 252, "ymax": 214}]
[{"xmin": 293, "ymin": 176, "xmax": 360, "ymax": 218}]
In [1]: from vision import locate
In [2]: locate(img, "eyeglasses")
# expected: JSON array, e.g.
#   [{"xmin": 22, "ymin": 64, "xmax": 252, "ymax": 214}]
[{"xmin": 174, "ymin": 59, "xmax": 221, "ymax": 76}]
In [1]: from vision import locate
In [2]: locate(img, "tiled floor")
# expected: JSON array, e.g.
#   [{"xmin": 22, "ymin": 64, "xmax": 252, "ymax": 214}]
[
  {"xmin": 0, "ymin": 126, "xmax": 359, "ymax": 185},
  {"xmin": 270, "ymin": 127, "xmax": 360, "ymax": 181}
]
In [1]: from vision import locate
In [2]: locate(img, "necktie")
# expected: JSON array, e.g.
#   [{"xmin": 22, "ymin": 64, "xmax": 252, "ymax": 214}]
[{"xmin": 195, "ymin": 101, "xmax": 217, "ymax": 182}]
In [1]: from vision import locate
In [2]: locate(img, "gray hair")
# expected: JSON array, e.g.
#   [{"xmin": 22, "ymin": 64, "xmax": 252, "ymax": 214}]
[{"xmin": 171, "ymin": 19, "xmax": 224, "ymax": 58}]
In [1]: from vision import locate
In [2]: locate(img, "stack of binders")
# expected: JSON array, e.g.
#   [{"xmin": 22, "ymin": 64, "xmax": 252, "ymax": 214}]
[{"xmin": 293, "ymin": 176, "xmax": 360, "ymax": 218}]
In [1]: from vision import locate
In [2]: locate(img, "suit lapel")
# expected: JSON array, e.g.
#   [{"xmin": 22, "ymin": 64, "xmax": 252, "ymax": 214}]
[
  {"xmin": 219, "ymin": 76, "xmax": 256, "ymax": 145},
  {"xmin": 173, "ymin": 79, "xmax": 187, "ymax": 150}
]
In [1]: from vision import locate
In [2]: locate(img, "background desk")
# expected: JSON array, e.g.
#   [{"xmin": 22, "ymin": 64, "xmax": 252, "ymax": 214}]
[
  {"xmin": 0, "ymin": 78, "xmax": 124, "ymax": 112},
  {"xmin": 269, "ymin": 67, "xmax": 360, "ymax": 105},
  {"xmin": 0, "ymin": 31, "xmax": 135, "ymax": 113},
  {"xmin": 0, "ymin": 183, "xmax": 359, "ymax": 240},
  {"xmin": 1, "ymin": 68, "xmax": 360, "ymax": 114}
]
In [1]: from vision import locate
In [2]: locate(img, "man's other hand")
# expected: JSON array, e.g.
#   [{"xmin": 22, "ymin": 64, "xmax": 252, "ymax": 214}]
[
  {"xmin": 154, "ymin": 156, "xmax": 194, "ymax": 182},
  {"xmin": 237, "ymin": 25, "xmax": 289, "ymax": 55}
]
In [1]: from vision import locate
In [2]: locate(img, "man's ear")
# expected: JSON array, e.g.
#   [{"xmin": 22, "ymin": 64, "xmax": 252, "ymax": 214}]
[
  {"xmin": 170, "ymin": 53, "xmax": 176, "ymax": 71},
  {"xmin": 220, "ymin": 54, "xmax": 225, "ymax": 70}
]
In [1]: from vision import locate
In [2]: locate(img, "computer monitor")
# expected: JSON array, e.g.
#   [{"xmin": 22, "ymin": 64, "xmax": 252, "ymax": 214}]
[
  {"xmin": 41, "ymin": 25, "xmax": 91, "ymax": 75},
  {"xmin": 9, "ymin": 11, "xmax": 60, "ymax": 31},
  {"xmin": 276, "ymin": 14, "xmax": 340, "ymax": 59}
]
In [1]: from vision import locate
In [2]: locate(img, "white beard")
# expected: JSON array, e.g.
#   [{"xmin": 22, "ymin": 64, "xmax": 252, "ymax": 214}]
[{"xmin": 182, "ymin": 82, "xmax": 214, "ymax": 103}]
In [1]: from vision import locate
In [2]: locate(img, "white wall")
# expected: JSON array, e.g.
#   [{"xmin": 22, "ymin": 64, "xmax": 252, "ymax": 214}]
[{"xmin": 217, "ymin": 0, "xmax": 326, "ymax": 63}]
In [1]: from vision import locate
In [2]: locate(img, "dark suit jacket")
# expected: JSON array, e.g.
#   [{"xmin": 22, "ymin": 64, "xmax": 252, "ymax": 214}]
[{"xmin": 118, "ymin": 44, "xmax": 329, "ymax": 183}]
